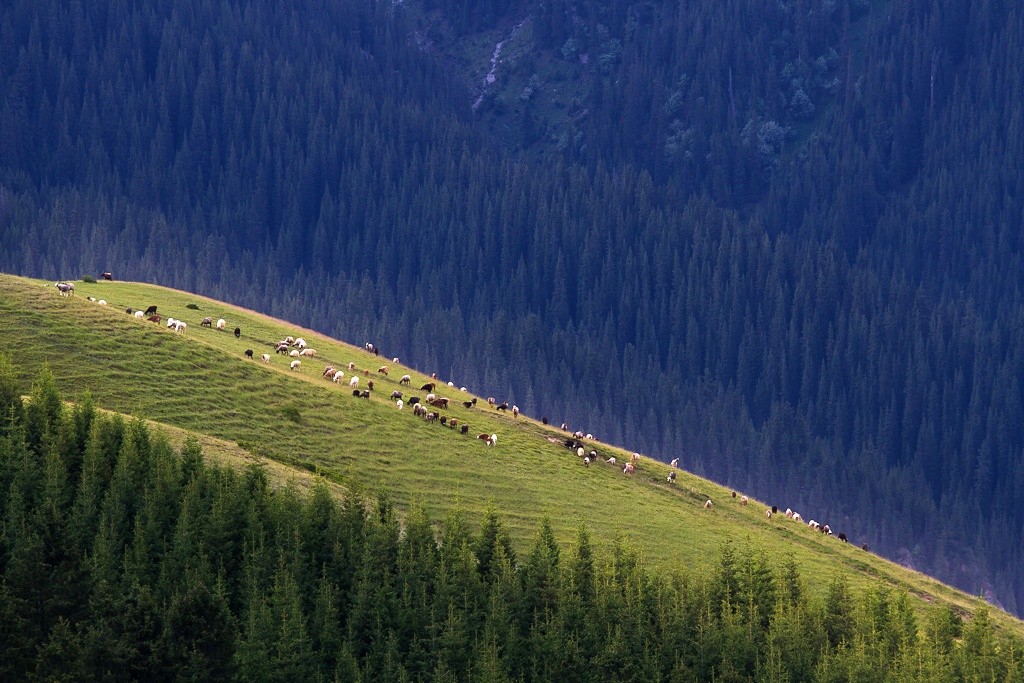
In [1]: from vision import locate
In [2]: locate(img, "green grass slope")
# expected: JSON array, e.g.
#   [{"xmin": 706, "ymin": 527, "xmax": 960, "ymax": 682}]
[{"xmin": 3, "ymin": 273, "xmax": 1020, "ymax": 635}]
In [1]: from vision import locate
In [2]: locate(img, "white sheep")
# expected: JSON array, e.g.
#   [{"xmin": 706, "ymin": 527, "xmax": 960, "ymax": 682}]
[
  {"xmin": 175, "ymin": 321, "xmax": 186, "ymax": 333},
  {"xmin": 704, "ymin": 499, "xmax": 713, "ymax": 509},
  {"xmin": 447, "ymin": 381, "xmax": 454, "ymax": 387},
  {"xmin": 460, "ymin": 386, "xmax": 467, "ymax": 392},
  {"xmin": 608, "ymin": 456, "xmax": 617, "ymax": 465},
  {"xmin": 396, "ymin": 400, "xmax": 404, "ymax": 410},
  {"xmin": 670, "ymin": 458, "xmax": 679, "ymax": 469},
  {"xmin": 792, "ymin": 512, "xmax": 802, "ymax": 522},
  {"xmin": 290, "ymin": 360, "xmax": 301, "ymax": 370},
  {"xmin": 583, "ymin": 456, "xmax": 590, "ymax": 467},
  {"xmin": 488, "ymin": 433, "xmax": 497, "ymax": 446},
  {"xmin": 349, "ymin": 376, "xmax": 359, "ymax": 388},
  {"xmin": 299, "ymin": 348, "xmax": 317, "ymax": 357},
  {"xmin": 261, "ymin": 353, "xmax": 270, "ymax": 363},
  {"xmin": 765, "ymin": 508, "xmax": 772, "ymax": 518},
  {"xmin": 349, "ymin": 362, "xmax": 357, "ymax": 371},
  {"xmin": 785, "ymin": 508, "xmax": 794, "ymax": 518},
  {"xmin": 577, "ymin": 447, "xmax": 585, "ymax": 458},
  {"xmin": 216, "ymin": 319, "xmax": 226, "ymax": 330},
  {"xmin": 134, "ymin": 310, "xmax": 144, "ymax": 318},
  {"xmin": 332, "ymin": 371, "xmax": 344, "ymax": 383},
  {"xmin": 400, "ymin": 374, "xmax": 411, "ymax": 385},
  {"xmin": 289, "ymin": 350, "xmax": 300, "ymax": 358},
  {"xmin": 166, "ymin": 317, "xmax": 176, "ymax": 328},
  {"xmin": 426, "ymin": 393, "xmax": 436, "ymax": 403},
  {"xmin": 295, "ymin": 337, "xmax": 307, "ymax": 349},
  {"xmin": 97, "ymin": 299, "xmax": 107, "ymax": 306},
  {"xmin": 631, "ymin": 452, "xmax": 640, "ymax": 464},
  {"xmin": 740, "ymin": 495, "xmax": 748, "ymax": 506},
  {"xmin": 512, "ymin": 405, "xmax": 520, "ymax": 417}
]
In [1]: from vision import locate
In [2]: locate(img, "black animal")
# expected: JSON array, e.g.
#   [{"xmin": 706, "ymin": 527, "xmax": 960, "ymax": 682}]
[
  {"xmin": 244, "ymin": 349, "xmax": 253, "ymax": 359},
  {"xmin": 496, "ymin": 401, "xmax": 509, "ymax": 411},
  {"xmin": 234, "ymin": 327, "xmax": 241, "ymax": 338},
  {"xmin": 771, "ymin": 506, "xmax": 778, "ymax": 514},
  {"xmin": 409, "ymin": 397, "xmax": 421, "ymax": 406},
  {"xmin": 144, "ymin": 305, "xmax": 158, "ymax": 316},
  {"xmin": 102, "ymin": 272, "xmax": 113, "ymax": 281},
  {"xmin": 440, "ymin": 416, "xmax": 448, "ymax": 425},
  {"xmin": 462, "ymin": 398, "xmax": 477, "ymax": 409},
  {"xmin": 861, "ymin": 543, "xmax": 869, "ymax": 551},
  {"xmin": 542, "ymin": 417, "xmax": 549, "ymax": 425},
  {"xmin": 125, "ymin": 307, "xmax": 133, "ymax": 314},
  {"xmin": 359, "ymin": 390, "xmax": 370, "ymax": 399},
  {"xmin": 421, "ymin": 382, "xmax": 436, "ymax": 392},
  {"xmin": 353, "ymin": 389, "xmax": 361, "ymax": 397},
  {"xmin": 201, "ymin": 317, "xmax": 213, "ymax": 327},
  {"xmin": 461, "ymin": 424, "xmax": 470, "ymax": 434},
  {"xmin": 838, "ymin": 533, "xmax": 848, "ymax": 543}
]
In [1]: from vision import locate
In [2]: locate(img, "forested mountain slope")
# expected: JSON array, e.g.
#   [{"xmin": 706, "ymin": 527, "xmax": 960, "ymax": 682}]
[{"xmin": 2, "ymin": 0, "xmax": 1023, "ymax": 614}]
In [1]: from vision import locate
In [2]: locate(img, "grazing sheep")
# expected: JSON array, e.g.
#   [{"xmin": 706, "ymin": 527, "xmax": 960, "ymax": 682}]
[
  {"xmin": 460, "ymin": 386, "xmax": 467, "ymax": 392},
  {"xmin": 408, "ymin": 397, "xmax": 421, "ymax": 406},
  {"xmin": 462, "ymin": 398, "xmax": 477, "ymax": 409},
  {"xmin": 838, "ymin": 533, "xmax": 848, "ymax": 543},
  {"xmin": 704, "ymin": 500, "xmax": 713, "ymax": 510},
  {"xmin": 477, "ymin": 433, "xmax": 490, "ymax": 441},
  {"xmin": 323, "ymin": 366, "xmax": 337, "ymax": 378},
  {"xmin": 488, "ymin": 434, "xmax": 497, "ymax": 446},
  {"xmin": 772, "ymin": 506, "xmax": 778, "ymax": 514},
  {"xmin": 448, "ymin": 419, "xmax": 458, "ymax": 429},
  {"xmin": 447, "ymin": 381, "xmax": 454, "ymax": 387},
  {"xmin": 217, "ymin": 319, "xmax": 226, "ymax": 330},
  {"xmin": 352, "ymin": 389, "xmax": 361, "ymax": 397},
  {"xmin": 125, "ymin": 307, "xmax": 133, "ymax": 314},
  {"xmin": 560, "ymin": 422, "xmax": 568, "ymax": 431},
  {"xmin": 364, "ymin": 342, "xmax": 373, "ymax": 352},
  {"xmin": 294, "ymin": 338, "xmax": 306, "ymax": 349},
  {"xmin": 586, "ymin": 433, "xmax": 593, "ymax": 440},
  {"xmin": 439, "ymin": 416, "xmax": 448, "ymax": 426},
  {"xmin": 145, "ymin": 305, "xmax": 157, "ymax": 315},
  {"xmin": 134, "ymin": 311, "xmax": 144, "ymax": 318},
  {"xmin": 584, "ymin": 456, "xmax": 590, "ymax": 467},
  {"xmin": 577, "ymin": 447, "xmax": 585, "ymax": 458},
  {"xmin": 393, "ymin": 357, "xmax": 399, "ymax": 363},
  {"xmin": 400, "ymin": 374, "xmax": 411, "ymax": 385},
  {"xmin": 234, "ymin": 327, "xmax": 241, "ymax": 338},
  {"xmin": 496, "ymin": 401, "xmax": 509, "ymax": 411},
  {"xmin": 396, "ymin": 400, "xmax": 403, "ymax": 410},
  {"xmin": 390, "ymin": 390, "xmax": 403, "ymax": 400},
  {"xmin": 284, "ymin": 336, "xmax": 294, "ymax": 345},
  {"xmin": 631, "ymin": 452, "xmax": 640, "ymax": 464},
  {"xmin": 488, "ymin": 397, "xmax": 496, "ymax": 406},
  {"xmin": 608, "ymin": 457, "xmax": 616, "ymax": 465},
  {"xmin": 261, "ymin": 353, "xmax": 270, "ymax": 363},
  {"xmin": 740, "ymin": 496, "xmax": 748, "ymax": 506},
  {"xmin": 413, "ymin": 404, "xmax": 425, "ymax": 416},
  {"xmin": 421, "ymin": 382, "xmax": 436, "ymax": 392},
  {"xmin": 201, "ymin": 317, "xmax": 213, "ymax": 327},
  {"xmin": 731, "ymin": 491, "xmax": 737, "ymax": 498},
  {"xmin": 765, "ymin": 508, "xmax": 772, "ymax": 518},
  {"xmin": 171, "ymin": 320, "xmax": 186, "ymax": 333},
  {"xmin": 359, "ymin": 390, "xmax": 371, "ymax": 399},
  {"xmin": 377, "ymin": 366, "xmax": 389, "ymax": 375},
  {"xmin": 367, "ymin": 380, "xmax": 374, "ymax": 391},
  {"xmin": 332, "ymin": 371, "xmax": 344, "ymax": 383},
  {"xmin": 245, "ymin": 349, "xmax": 254, "ymax": 359},
  {"xmin": 55, "ymin": 282, "xmax": 74, "ymax": 296},
  {"xmin": 290, "ymin": 350, "xmax": 300, "ymax": 358},
  {"xmin": 87, "ymin": 297, "xmax": 95, "ymax": 302},
  {"xmin": 275, "ymin": 343, "xmax": 289, "ymax": 354},
  {"xmin": 167, "ymin": 317, "xmax": 176, "ymax": 328},
  {"xmin": 792, "ymin": 513, "xmax": 803, "ymax": 522},
  {"xmin": 290, "ymin": 360, "xmax": 301, "ymax": 370},
  {"xmin": 785, "ymin": 508, "xmax": 794, "ymax": 518},
  {"xmin": 461, "ymin": 424, "xmax": 470, "ymax": 434},
  {"xmin": 426, "ymin": 393, "xmax": 436, "ymax": 403},
  {"xmin": 667, "ymin": 471, "xmax": 676, "ymax": 484},
  {"xmin": 861, "ymin": 543, "xmax": 869, "ymax": 551},
  {"xmin": 299, "ymin": 348, "xmax": 317, "ymax": 357},
  {"xmin": 670, "ymin": 458, "xmax": 679, "ymax": 469},
  {"xmin": 97, "ymin": 299, "xmax": 107, "ymax": 305},
  {"xmin": 363, "ymin": 369, "xmax": 370, "ymax": 376},
  {"xmin": 622, "ymin": 463, "xmax": 635, "ymax": 474},
  {"xmin": 349, "ymin": 362, "xmax": 357, "ymax": 371},
  {"xmin": 349, "ymin": 376, "xmax": 359, "ymax": 388},
  {"xmin": 102, "ymin": 271, "xmax": 113, "ymax": 281},
  {"xmin": 147, "ymin": 315, "xmax": 161, "ymax": 323},
  {"xmin": 425, "ymin": 412, "xmax": 437, "ymax": 422}
]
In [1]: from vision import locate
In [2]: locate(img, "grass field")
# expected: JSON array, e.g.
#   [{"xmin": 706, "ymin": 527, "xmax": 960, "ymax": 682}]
[{"xmin": 3, "ymin": 272, "xmax": 1021, "ymax": 635}]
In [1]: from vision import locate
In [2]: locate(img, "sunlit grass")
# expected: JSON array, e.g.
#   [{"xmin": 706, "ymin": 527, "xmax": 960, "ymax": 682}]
[{"xmin": 3, "ymin": 272, "xmax": 1021, "ymax": 634}]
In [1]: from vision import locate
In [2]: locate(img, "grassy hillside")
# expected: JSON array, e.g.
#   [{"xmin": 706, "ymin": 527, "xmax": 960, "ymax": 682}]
[{"xmin": 2, "ymin": 272, "xmax": 1020, "ymax": 635}]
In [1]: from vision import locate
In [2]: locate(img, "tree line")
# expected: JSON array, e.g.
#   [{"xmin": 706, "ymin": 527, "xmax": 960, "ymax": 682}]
[{"xmin": 3, "ymin": 364, "xmax": 1022, "ymax": 682}]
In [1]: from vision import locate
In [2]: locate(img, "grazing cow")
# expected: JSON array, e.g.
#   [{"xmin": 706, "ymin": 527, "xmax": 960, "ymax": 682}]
[
  {"xmin": 244, "ymin": 349, "xmax": 253, "ymax": 359},
  {"xmin": 145, "ymin": 305, "xmax": 158, "ymax": 315},
  {"xmin": 201, "ymin": 317, "xmax": 213, "ymax": 327},
  {"xmin": 234, "ymin": 327, "xmax": 241, "ymax": 338},
  {"xmin": 102, "ymin": 272, "xmax": 113, "ymax": 281}
]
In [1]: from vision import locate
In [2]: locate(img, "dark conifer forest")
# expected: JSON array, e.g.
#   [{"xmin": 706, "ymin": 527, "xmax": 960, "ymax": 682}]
[{"xmin": 2, "ymin": 0, "xmax": 1023, "ymax": 615}]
